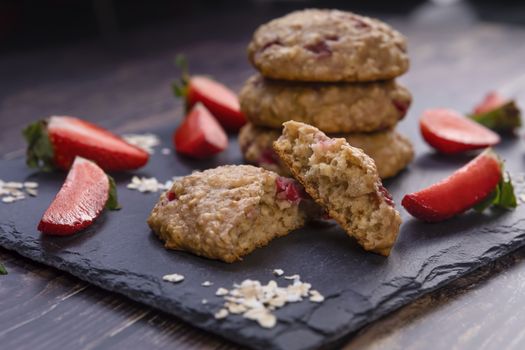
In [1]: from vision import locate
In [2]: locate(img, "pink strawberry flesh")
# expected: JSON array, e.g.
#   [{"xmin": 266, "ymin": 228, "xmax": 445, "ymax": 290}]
[
  {"xmin": 275, "ymin": 177, "xmax": 305, "ymax": 204},
  {"xmin": 474, "ymin": 92, "xmax": 506, "ymax": 114},
  {"xmin": 401, "ymin": 148, "xmax": 502, "ymax": 222},
  {"xmin": 38, "ymin": 157, "xmax": 110, "ymax": 235}
]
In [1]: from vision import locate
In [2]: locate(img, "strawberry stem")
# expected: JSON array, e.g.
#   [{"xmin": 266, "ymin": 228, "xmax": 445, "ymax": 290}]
[
  {"xmin": 171, "ymin": 53, "xmax": 190, "ymax": 100},
  {"xmin": 469, "ymin": 100, "xmax": 521, "ymax": 131},
  {"xmin": 106, "ymin": 175, "xmax": 121, "ymax": 210},
  {"xmin": 22, "ymin": 120, "xmax": 55, "ymax": 171},
  {"xmin": 474, "ymin": 170, "xmax": 517, "ymax": 212},
  {"xmin": 0, "ymin": 262, "xmax": 7, "ymax": 275}
]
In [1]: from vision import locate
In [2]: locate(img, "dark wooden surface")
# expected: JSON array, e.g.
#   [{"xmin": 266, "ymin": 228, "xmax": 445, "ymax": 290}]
[{"xmin": 2, "ymin": 2, "xmax": 525, "ymax": 349}]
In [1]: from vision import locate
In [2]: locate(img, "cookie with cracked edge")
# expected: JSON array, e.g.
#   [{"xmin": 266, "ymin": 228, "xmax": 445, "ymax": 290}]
[
  {"xmin": 239, "ymin": 123, "xmax": 414, "ymax": 179},
  {"xmin": 273, "ymin": 121, "xmax": 402, "ymax": 256},
  {"xmin": 147, "ymin": 165, "xmax": 306, "ymax": 263},
  {"xmin": 239, "ymin": 75, "xmax": 411, "ymax": 133},
  {"xmin": 248, "ymin": 9, "xmax": 409, "ymax": 82}
]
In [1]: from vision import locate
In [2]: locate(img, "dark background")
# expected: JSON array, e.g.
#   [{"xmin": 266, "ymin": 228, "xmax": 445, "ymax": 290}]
[{"xmin": 1, "ymin": 0, "xmax": 524, "ymax": 53}]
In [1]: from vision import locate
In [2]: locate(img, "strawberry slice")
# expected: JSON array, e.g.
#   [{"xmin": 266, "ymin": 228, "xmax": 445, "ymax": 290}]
[
  {"xmin": 174, "ymin": 102, "xmax": 228, "ymax": 158},
  {"xmin": 402, "ymin": 149, "xmax": 516, "ymax": 222},
  {"xmin": 470, "ymin": 92, "xmax": 521, "ymax": 131},
  {"xmin": 420, "ymin": 109, "xmax": 500, "ymax": 154},
  {"xmin": 172, "ymin": 55, "xmax": 246, "ymax": 131},
  {"xmin": 38, "ymin": 157, "xmax": 120, "ymax": 235},
  {"xmin": 23, "ymin": 116, "xmax": 149, "ymax": 172}
]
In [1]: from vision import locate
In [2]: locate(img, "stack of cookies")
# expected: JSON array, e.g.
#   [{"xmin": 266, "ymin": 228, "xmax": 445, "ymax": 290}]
[{"xmin": 238, "ymin": 9, "xmax": 414, "ymax": 179}]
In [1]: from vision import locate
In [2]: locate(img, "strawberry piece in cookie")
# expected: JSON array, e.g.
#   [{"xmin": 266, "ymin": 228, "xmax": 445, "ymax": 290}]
[
  {"xmin": 273, "ymin": 121, "xmax": 401, "ymax": 256},
  {"xmin": 420, "ymin": 109, "xmax": 500, "ymax": 154},
  {"xmin": 23, "ymin": 116, "xmax": 149, "ymax": 172},
  {"xmin": 148, "ymin": 165, "xmax": 306, "ymax": 263},
  {"xmin": 402, "ymin": 148, "xmax": 516, "ymax": 222},
  {"xmin": 38, "ymin": 157, "xmax": 120, "ymax": 235}
]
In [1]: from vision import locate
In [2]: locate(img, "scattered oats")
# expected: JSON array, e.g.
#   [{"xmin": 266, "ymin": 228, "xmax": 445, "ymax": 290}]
[
  {"xmin": 162, "ymin": 273, "xmax": 184, "ymax": 283},
  {"xmin": 26, "ymin": 188, "xmax": 38, "ymax": 197},
  {"xmin": 2, "ymin": 196, "xmax": 15, "ymax": 203},
  {"xmin": 272, "ymin": 269, "xmax": 284, "ymax": 277},
  {"xmin": 309, "ymin": 290, "xmax": 325, "ymax": 303},
  {"xmin": 127, "ymin": 176, "xmax": 175, "ymax": 193},
  {"xmin": 4, "ymin": 182, "xmax": 23, "ymax": 189},
  {"xmin": 23, "ymin": 182, "xmax": 38, "ymax": 189},
  {"xmin": 214, "ymin": 308, "xmax": 229, "ymax": 319},
  {"xmin": 215, "ymin": 287, "xmax": 229, "ymax": 296},
  {"xmin": 122, "ymin": 133, "xmax": 160, "ymax": 154},
  {"xmin": 161, "ymin": 148, "xmax": 171, "ymax": 155},
  {"xmin": 202, "ymin": 281, "xmax": 213, "ymax": 287},
  {"xmin": 202, "ymin": 299, "xmax": 208, "ymax": 304},
  {"xmin": 284, "ymin": 274, "xmax": 300, "ymax": 280},
  {"xmin": 212, "ymin": 275, "xmax": 323, "ymax": 329}
]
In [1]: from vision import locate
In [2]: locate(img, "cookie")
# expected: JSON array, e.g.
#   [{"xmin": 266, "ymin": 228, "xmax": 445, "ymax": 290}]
[
  {"xmin": 248, "ymin": 9, "xmax": 409, "ymax": 82},
  {"xmin": 239, "ymin": 75, "xmax": 411, "ymax": 133},
  {"xmin": 239, "ymin": 123, "xmax": 413, "ymax": 179},
  {"xmin": 147, "ymin": 165, "xmax": 306, "ymax": 263},
  {"xmin": 273, "ymin": 121, "xmax": 401, "ymax": 256}
]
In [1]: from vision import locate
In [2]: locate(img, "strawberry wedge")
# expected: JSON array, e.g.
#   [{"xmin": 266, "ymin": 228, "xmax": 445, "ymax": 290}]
[
  {"xmin": 38, "ymin": 157, "xmax": 120, "ymax": 235},
  {"xmin": 402, "ymin": 149, "xmax": 515, "ymax": 222},
  {"xmin": 187, "ymin": 76, "xmax": 246, "ymax": 131},
  {"xmin": 23, "ymin": 116, "xmax": 149, "ymax": 171},
  {"xmin": 174, "ymin": 102, "xmax": 228, "ymax": 158},
  {"xmin": 420, "ymin": 109, "xmax": 500, "ymax": 154},
  {"xmin": 469, "ymin": 92, "xmax": 522, "ymax": 131}
]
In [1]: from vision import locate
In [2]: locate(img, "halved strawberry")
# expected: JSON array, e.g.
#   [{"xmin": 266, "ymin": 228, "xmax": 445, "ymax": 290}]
[
  {"xmin": 174, "ymin": 102, "xmax": 228, "ymax": 158},
  {"xmin": 420, "ymin": 109, "xmax": 500, "ymax": 154},
  {"xmin": 402, "ymin": 149, "xmax": 516, "ymax": 222},
  {"xmin": 172, "ymin": 55, "xmax": 246, "ymax": 131},
  {"xmin": 38, "ymin": 157, "xmax": 120, "ymax": 235},
  {"xmin": 470, "ymin": 92, "xmax": 521, "ymax": 131},
  {"xmin": 23, "ymin": 116, "xmax": 149, "ymax": 172}
]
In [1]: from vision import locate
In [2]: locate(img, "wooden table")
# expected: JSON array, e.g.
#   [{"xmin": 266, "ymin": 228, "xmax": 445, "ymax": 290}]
[{"xmin": 2, "ymin": 2, "xmax": 525, "ymax": 349}]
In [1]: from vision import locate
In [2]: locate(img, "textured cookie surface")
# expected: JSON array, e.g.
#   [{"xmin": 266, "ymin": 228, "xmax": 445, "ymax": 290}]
[
  {"xmin": 248, "ymin": 9, "xmax": 409, "ymax": 82},
  {"xmin": 239, "ymin": 75, "xmax": 411, "ymax": 133},
  {"xmin": 239, "ymin": 123, "xmax": 413, "ymax": 179},
  {"xmin": 147, "ymin": 165, "xmax": 306, "ymax": 263},
  {"xmin": 273, "ymin": 121, "xmax": 402, "ymax": 256}
]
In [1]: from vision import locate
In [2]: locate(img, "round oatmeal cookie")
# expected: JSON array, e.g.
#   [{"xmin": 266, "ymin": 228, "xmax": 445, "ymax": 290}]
[
  {"xmin": 239, "ymin": 123, "xmax": 413, "ymax": 179},
  {"xmin": 247, "ymin": 9, "xmax": 409, "ymax": 82},
  {"xmin": 239, "ymin": 75, "xmax": 411, "ymax": 133}
]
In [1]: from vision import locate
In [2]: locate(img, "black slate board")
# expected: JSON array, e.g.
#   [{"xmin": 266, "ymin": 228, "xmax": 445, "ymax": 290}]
[{"xmin": 1, "ymin": 123, "xmax": 525, "ymax": 350}]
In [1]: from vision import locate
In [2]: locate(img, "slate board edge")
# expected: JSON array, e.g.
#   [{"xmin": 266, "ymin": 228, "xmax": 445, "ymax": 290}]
[{"xmin": 2, "ymin": 223, "xmax": 525, "ymax": 350}]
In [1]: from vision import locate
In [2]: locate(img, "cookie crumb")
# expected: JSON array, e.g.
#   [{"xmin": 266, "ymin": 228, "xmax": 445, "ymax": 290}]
[
  {"xmin": 127, "ymin": 176, "xmax": 174, "ymax": 193},
  {"xmin": 202, "ymin": 299, "xmax": 208, "ymax": 304},
  {"xmin": 284, "ymin": 274, "xmax": 300, "ymax": 280},
  {"xmin": 162, "ymin": 273, "xmax": 184, "ymax": 283},
  {"xmin": 309, "ymin": 290, "xmax": 325, "ymax": 303},
  {"xmin": 202, "ymin": 281, "xmax": 213, "ymax": 287},
  {"xmin": 122, "ymin": 133, "xmax": 160, "ymax": 154}
]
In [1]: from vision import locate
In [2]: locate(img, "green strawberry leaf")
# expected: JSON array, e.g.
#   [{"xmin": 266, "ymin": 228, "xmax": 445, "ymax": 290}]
[
  {"xmin": 172, "ymin": 54, "xmax": 190, "ymax": 100},
  {"xmin": 0, "ymin": 262, "xmax": 7, "ymax": 275},
  {"xmin": 469, "ymin": 100, "xmax": 522, "ymax": 131},
  {"xmin": 474, "ymin": 171, "xmax": 517, "ymax": 212},
  {"xmin": 22, "ymin": 120, "xmax": 55, "ymax": 171},
  {"xmin": 106, "ymin": 176, "xmax": 121, "ymax": 210}
]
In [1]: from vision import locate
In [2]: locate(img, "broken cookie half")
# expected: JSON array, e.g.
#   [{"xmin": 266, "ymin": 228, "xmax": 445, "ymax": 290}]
[
  {"xmin": 273, "ymin": 121, "xmax": 401, "ymax": 256},
  {"xmin": 148, "ymin": 165, "xmax": 307, "ymax": 263}
]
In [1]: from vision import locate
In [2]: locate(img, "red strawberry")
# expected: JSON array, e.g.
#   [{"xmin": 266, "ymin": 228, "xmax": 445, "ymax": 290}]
[
  {"xmin": 23, "ymin": 116, "xmax": 149, "ymax": 172},
  {"xmin": 174, "ymin": 102, "xmax": 228, "ymax": 158},
  {"xmin": 172, "ymin": 56, "xmax": 246, "ymax": 131},
  {"xmin": 402, "ymin": 149, "xmax": 515, "ymax": 222},
  {"xmin": 186, "ymin": 76, "xmax": 246, "ymax": 131},
  {"xmin": 420, "ymin": 109, "xmax": 500, "ymax": 154},
  {"xmin": 38, "ymin": 157, "xmax": 120, "ymax": 235},
  {"xmin": 470, "ymin": 92, "xmax": 521, "ymax": 131},
  {"xmin": 473, "ymin": 92, "xmax": 506, "ymax": 114}
]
